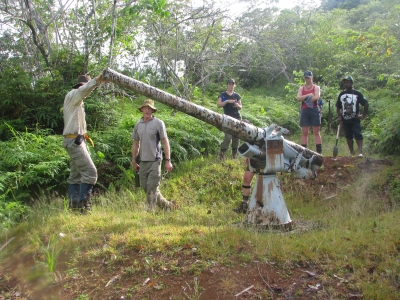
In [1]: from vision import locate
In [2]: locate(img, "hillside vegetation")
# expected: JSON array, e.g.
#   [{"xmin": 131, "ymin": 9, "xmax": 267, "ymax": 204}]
[
  {"xmin": 1, "ymin": 153, "xmax": 400, "ymax": 299},
  {"xmin": 1, "ymin": 0, "xmax": 400, "ymax": 298}
]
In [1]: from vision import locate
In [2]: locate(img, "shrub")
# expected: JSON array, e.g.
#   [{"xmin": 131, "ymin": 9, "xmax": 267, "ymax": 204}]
[{"xmin": 0, "ymin": 124, "xmax": 69, "ymax": 202}]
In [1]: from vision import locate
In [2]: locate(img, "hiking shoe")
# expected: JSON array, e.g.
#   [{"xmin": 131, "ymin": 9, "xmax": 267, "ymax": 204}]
[
  {"xmin": 79, "ymin": 201, "xmax": 92, "ymax": 214},
  {"xmin": 358, "ymin": 153, "xmax": 364, "ymax": 158},
  {"xmin": 219, "ymin": 151, "xmax": 225, "ymax": 160},
  {"xmin": 233, "ymin": 201, "xmax": 248, "ymax": 214},
  {"xmin": 164, "ymin": 201, "xmax": 179, "ymax": 212},
  {"xmin": 232, "ymin": 148, "xmax": 238, "ymax": 159},
  {"xmin": 84, "ymin": 200, "xmax": 92, "ymax": 211}
]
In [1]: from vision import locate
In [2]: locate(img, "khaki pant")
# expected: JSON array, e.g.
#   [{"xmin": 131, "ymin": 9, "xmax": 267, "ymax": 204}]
[
  {"xmin": 220, "ymin": 132, "xmax": 239, "ymax": 152},
  {"xmin": 139, "ymin": 161, "xmax": 170, "ymax": 210},
  {"xmin": 63, "ymin": 138, "xmax": 97, "ymax": 185}
]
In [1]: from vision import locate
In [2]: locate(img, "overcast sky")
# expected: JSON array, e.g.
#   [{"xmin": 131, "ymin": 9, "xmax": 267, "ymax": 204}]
[
  {"xmin": 276, "ymin": 0, "xmax": 321, "ymax": 9},
  {"xmin": 224, "ymin": 0, "xmax": 322, "ymax": 17}
]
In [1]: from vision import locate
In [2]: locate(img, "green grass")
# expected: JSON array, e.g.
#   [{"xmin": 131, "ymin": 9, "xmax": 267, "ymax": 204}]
[{"xmin": 1, "ymin": 152, "xmax": 400, "ymax": 298}]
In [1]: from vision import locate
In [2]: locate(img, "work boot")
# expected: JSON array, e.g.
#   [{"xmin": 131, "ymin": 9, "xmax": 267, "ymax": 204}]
[
  {"xmin": 79, "ymin": 183, "xmax": 94, "ymax": 213},
  {"xmin": 219, "ymin": 150, "xmax": 225, "ymax": 160},
  {"xmin": 316, "ymin": 144, "xmax": 322, "ymax": 154},
  {"xmin": 232, "ymin": 148, "xmax": 238, "ymax": 159},
  {"xmin": 164, "ymin": 201, "xmax": 179, "ymax": 212},
  {"xmin": 156, "ymin": 192, "xmax": 174, "ymax": 211},
  {"xmin": 68, "ymin": 184, "xmax": 81, "ymax": 209},
  {"xmin": 233, "ymin": 201, "xmax": 248, "ymax": 214}
]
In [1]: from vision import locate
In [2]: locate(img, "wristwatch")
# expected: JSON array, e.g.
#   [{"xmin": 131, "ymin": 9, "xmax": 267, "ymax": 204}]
[{"xmin": 165, "ymin": 158, "xmax": 171, "ymax": 162}]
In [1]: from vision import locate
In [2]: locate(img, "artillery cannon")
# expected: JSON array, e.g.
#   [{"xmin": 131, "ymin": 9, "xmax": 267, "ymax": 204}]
[{"xmin": 102, "ymin": 68, "xmax": 323, "ymax": 228}]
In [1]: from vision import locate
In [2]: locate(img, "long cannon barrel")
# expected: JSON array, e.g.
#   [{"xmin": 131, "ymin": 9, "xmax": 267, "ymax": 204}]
[
  {"xmin": 103, "ymin": 68, "xmax": 264, "ymax": 143},
  {"xmin": 102, "ymin": 68, "xmax": 322, "ymax": 160}
]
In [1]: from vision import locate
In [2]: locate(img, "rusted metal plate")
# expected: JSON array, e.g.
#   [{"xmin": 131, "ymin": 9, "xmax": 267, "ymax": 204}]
[{"xmin": 267, "ymin": 140, "xmax": 283, "ymax": 155}]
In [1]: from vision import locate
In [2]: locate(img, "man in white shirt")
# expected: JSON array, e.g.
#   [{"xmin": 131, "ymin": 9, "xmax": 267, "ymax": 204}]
[{"xmin": 63, "ymin": 73, "xmax": 106, "ymax": 212}]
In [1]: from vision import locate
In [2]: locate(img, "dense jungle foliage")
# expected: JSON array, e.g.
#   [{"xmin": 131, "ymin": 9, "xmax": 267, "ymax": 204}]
[{"xmin": 1, "ymin": 0, "xmax": 400, "ymax": 229}]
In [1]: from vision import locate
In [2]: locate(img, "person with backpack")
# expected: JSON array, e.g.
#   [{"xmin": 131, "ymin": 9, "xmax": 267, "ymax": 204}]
[
  {"xmin": 131, "ymin": 99, "xmax": 174, "ymax": 211},
  {"xmin": 297, "ymin": 70, "xmax": 322, "ymax": 154},
  {"xmin": 217, "ymin": 78, "xmax": 242, "ymax": 159},
  {"xmin": 336, "ymin": 76, "xmax": 369, "ymax": 157}
]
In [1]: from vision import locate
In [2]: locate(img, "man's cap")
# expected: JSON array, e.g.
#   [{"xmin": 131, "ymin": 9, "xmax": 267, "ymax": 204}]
[
  {"xmin": 138, "ymin": 99, "xmax": 157, "ymax": 112},
  {"xmin": 227, "ymin": 78, "xmax": 235, "ymax": 84},
  {"xmin": 72, "ymin": 74, "xmax": 91, "ymax": 89},
  {"xmin": 304, "ymin": 70, "xmax": 313, "ymax": 78},
  {"xmin": 342, "ymin": 75, "xmax": 354, "ymax": 82}
]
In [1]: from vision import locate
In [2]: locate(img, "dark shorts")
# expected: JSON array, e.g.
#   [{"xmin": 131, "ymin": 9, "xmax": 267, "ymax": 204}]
[
  {"xmin": 300, "ymin": 107, "xmax": 321, "ymax": 127},
  {"xmin": 343, "ymin": 119, "xmax": 363, "ymax": 140}
]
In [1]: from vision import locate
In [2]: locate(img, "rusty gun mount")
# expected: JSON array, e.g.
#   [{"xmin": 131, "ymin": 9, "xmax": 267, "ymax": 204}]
[{"xmin": 102, "ymin": 68, "xmax": 323, "ymax": 228}]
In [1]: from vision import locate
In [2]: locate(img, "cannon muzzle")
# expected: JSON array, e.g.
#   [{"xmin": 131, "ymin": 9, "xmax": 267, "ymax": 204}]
[{"xmin": 238, "ymin": 143, "xmax": 266, "ymax": 161}]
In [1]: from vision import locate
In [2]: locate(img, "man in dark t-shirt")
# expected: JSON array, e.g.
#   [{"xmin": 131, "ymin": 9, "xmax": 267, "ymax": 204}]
[
  {"xmin": 336, "ymin": 75, "xmax": 369, "ymax": 157},
  {"xmin": 217, "ymin": 78, "xmax": 242, "ymax": 159}
]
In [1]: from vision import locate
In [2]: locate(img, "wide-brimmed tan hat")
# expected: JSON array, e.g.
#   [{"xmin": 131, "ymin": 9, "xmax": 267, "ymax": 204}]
[
  {"xmin": 138, "ymin": 99, "xmax": 157, "ymax": 112},
  {"xmin": 72, "ymin": 75, "xmax": 91, "ymax": 89}
]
